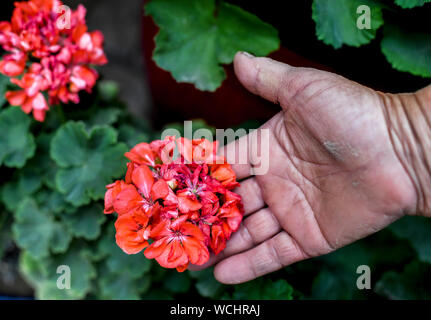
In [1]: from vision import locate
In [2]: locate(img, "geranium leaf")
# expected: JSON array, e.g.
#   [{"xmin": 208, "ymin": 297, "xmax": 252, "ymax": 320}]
[
  {"xmin": 62, "ymin": 203, "xmax": 106, "ymax": 240},
  {"xmin": 20, "ymin": 243, "xmax": 96, "ymax": 299},
  {"xmin": 51, "ymin": 222, "xmax": 72, "ymax": 254},
  {"xmin": 145, "ymin": 0, "xmax": 279, "ymax": 91},
  {"xmin": 189, "ymin": 268, "xmax": 225, "ymax": 298},
  {"xmin": 98, "ymin": 272, "xmax": 151, "ymax": 300},
  {"xmin": 163, "ymin": 271, "xmax": 191, "ymax": 294},
  {"xmin": 232, "ymin": 278, "xmax": 293, "ymax": 300},
  {"xmin": 97, "ymin": 225, "xmax": 152, "ymax": 278},
  {"xmin": 0, "ymin": 73, "xmax": 9, "ymax": 108},
  {"xmin": 34, "ymin": 189, "xmax": 69, "ymax": 215},
  {"xmin": 1, "ymin": 168, "xmax": 43, "ymax": 211},
  {"xmin": 118, "ymin": 124, "xmax": 150, "ymax": 148},
  {"xmin": 312, "ymin": 0, "xmax": 383, "ymax": 49},
  {"xmin": 381, "ymin": 25, "xmax": 431, "ymax": 77},
  {"xmin": 50, "ymin": 121, "xmax": 128, "ymax": 206},
  {"xmin": 86, "ymin": 107, "xmax": 122, "ymax": 128},
  {"xmin": 389, "ymin": 215, "xmax": 431, "ymax": 263},
  {"xmin": 0, "ymin": 107, "xmax": 36, "ymax": 168},
  {"xmin": 395, "ymin": 0, "xmax": 431, "ymax": 8},
  {"xmin": 13, "ymin": 198, "xmax": 72, "ymax": 258},
  {"xmin": 375, "ymin": 260, "xmax": 431, "ymax": 299},
  {"xmin": 13, "ymin": 199, "xmax": 56, "ymax": 259},
  {"xmin": 310, "ymin": 230, "xmax": 414, "ymax": 299}
]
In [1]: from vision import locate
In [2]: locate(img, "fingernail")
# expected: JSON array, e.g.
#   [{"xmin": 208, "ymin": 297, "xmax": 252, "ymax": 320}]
[{"xmin": 240, "ymin": 51, "xmax": 255, "ymax": 58}]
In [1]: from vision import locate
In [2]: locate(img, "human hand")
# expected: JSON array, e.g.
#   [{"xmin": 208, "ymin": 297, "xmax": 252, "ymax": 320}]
[{"xmin": 191, "ymin": 52, "xmax": 431, "ymax": 284}]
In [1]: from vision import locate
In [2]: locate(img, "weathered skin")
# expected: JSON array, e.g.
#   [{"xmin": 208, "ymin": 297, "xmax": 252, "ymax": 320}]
[{"xmin": 191, "ymin": 52, "xmax": 431, "ymax": 284}]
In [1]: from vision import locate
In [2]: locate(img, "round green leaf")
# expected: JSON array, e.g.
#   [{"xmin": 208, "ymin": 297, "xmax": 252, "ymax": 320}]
[
  {"xmin": 375, "ymin": 261, "xmax": 431, "ymax": 299},
  {"xmin": 0, "ymin": 107, "xmax": 36, "ymax": 168},
  {"xmin": 62, "ymin": 203, "xmax": 106, "ymax": 240},
  {"xmin": 20, "ymin": 243, "xmax": 96, "ymax": 299},
  {"xmin": 98, "ymin": 272, "xmax": 151, "ymax": 300},
  {"xmin": 390, "ymin": 215, "xmax": 431, "ymax": 263},
  {"xmin": 381, "ymin": 25, "xmax": 431, "ymax": 77},
  {"xmin": 0, "ymin": 73, "xmax": 9, "ymax": 108},
  {"xmin": 1, "ymin": 168, "xmax": 43, "ymax": 211},
  {"xmin": 50, "ymin": 121, "xmax": 128, "ymax": 206},
  {"xmin": 395, "ymin": 0, "xmax": 431, "ymax": 8},
  {"xmin": 312, "ymin": 0, "xmax": 383, "ymax": 49},
  {"xmin": 145, "ymin": 0, "xmax": 279, "ymax": 91},
  {"xmin": 13, "ymin": 199, "xmax": 56, "ymax": 259},
  {"xmin": 232, "ymin": 278, "xmax": 293, "ymax": 300}
]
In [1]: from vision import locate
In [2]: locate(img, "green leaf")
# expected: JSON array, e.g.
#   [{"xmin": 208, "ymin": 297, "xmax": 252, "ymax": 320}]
[
  {"xmin": 232, "ymin": 278, "xmax": 293, "ymax": 300},
  {"xmin": 13, "ymin": 198, "xmax": 72, "ymax": 258},
  {"xmin": 375, "ymin": 260, "xmax": 431, "ymax": 299},
  {"xmin": 50, "ymin": 121, "xmax": 128, "ymax": 206},
  {"xmin": 145, "ymin": 0, "xmax": 279, "ymax": 91},
  {"xmin": 163, "ymin": 271, "xmax": 192, "ymax": 293},
  {"xmin": 93, "ymin": 226, "xmax": 152, "ymax": 299},
  {"xmin": 20, "ymin": 243, "xmax": 96, "ymax": 299},
  {"xmin": 310, "ymin": 230, "xmax": 414, "ymax": 299},
  {"xmin": 51, "ymin": 222, "xmax": 72, "ymax": 254},
  {"xmin": 189, "ymin": 268, "xmax": 225, "ymax": 298},
  {"xmin": 0, "ymin": 107, "xmax": 36, "ymax": 168},
  {"xmin": 381, "ymin": 25, "xmax": 431, "ymax": 78},
  {"xmin": 118, "ymin": 124, "xmax": 150, "ymax": 148},
  {"xmin": 13, "ymin": 199, "xmax": 57, "ymax": 259},
  {"xmin": 0, "ymin": 211, "xmax": 13, "ymax": 260},
  {"xmin": 1, "ymin": 167, "xmax": 42, "ymax": 211},
  {"xmin": 0, "ymin": 73, "xmax": 9, "ymax": 108},
  {"xmin": 312, "ymin": 0, "xmax": 384, "ymax": 49},
  {"xmin": 31, "ymin": 133, "xmax": 58, "ymax": 189},
  {"xmin": 395, "ymin": 0, "xmax": 431, "ymax": 8},
  {"xmin": 34, "ymin": 189, "xmax": 70, "ymax": 215},
  {"xmin": 86, "ymin": 107, "xmax": 122, "ymax": 128},
  {"xmin": 389, "ymin": 215, "xmax": 431, "ymax": 263},
  {"xmin": 62, "ymin": 203, "xmax": 106, "ymax": 240},
  {"xmin": 98, "ymin": 272, "xmax": 151, "ymax": 299}
]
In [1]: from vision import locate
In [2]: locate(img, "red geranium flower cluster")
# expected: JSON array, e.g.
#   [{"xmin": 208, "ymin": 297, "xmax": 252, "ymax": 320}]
[
  {"xmin": 0, "ymin": 0, "xmax": 107, "ymax": 121},
  {"xmin": 104, "ymin": 136, "xmax": 244, "ymax": 272}
]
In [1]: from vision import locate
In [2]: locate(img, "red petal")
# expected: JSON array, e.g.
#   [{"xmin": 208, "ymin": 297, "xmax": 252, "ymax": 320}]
[
  {"xmin": 144, "ymin": 238, "xmax": 168, "ymax": 259},
  {"xmin": 124, "ymin": 143, "xmax": 155, "ymax": 166},
  {"xmin": 132, "ymin": 165, "xmax": 154, "ymax": 199},
  {"xmin": 183, "ymin": 236, "xmax": 209, "ymax": 265},
  {"xmin": 210, "ymin": 225, "xmax": 226, "ymax": 255},
  {"xmin": 6, "ymin": 90, "xmax": 26, "ymax": 106},
  {"xmin": 154, "ymin": 241, "xmax": 189, "ymax": 269},
  {"xmin": 178, "ymin": 196, "xmax": 202, "ymax": 214},
  {"xmin": 113, "ymin": 185, "xmax": 142, "ymax": 215},
  {"xmin": 115, "ymin": 214, "xmax": 148, "ymax": 254},
  {"xmin": 151, "ymin": 179, "xmax": 169, "ymax": 200},
  {"xmin": 104, "ymin": 180, "xmax": 126, "ymax": 214}
]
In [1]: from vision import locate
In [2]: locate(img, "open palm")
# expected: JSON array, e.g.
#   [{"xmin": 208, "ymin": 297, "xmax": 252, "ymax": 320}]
[{"xmin": 192, "ymin": 52, "xmax": 419, "ymax": 284}]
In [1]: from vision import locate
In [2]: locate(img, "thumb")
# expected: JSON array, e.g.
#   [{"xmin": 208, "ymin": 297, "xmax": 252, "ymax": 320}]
[{"xmin": 233, "ymin": 52, "xmax": 337, "ymax": 109}]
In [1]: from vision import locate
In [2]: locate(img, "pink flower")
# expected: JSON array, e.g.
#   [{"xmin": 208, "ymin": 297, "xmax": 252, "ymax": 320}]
[{"xmin": 0, "ymin": 0, "xmax": 107, "ymax": 121}]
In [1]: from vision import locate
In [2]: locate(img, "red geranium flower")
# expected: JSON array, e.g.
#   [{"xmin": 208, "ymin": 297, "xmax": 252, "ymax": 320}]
[
  {"xmin": 104, "ymin": 136, "xmax": 244, "ymax": 272},
  {"xmin": 0, "ymin": 0, "xmax": 107, "ymax": 121}
]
